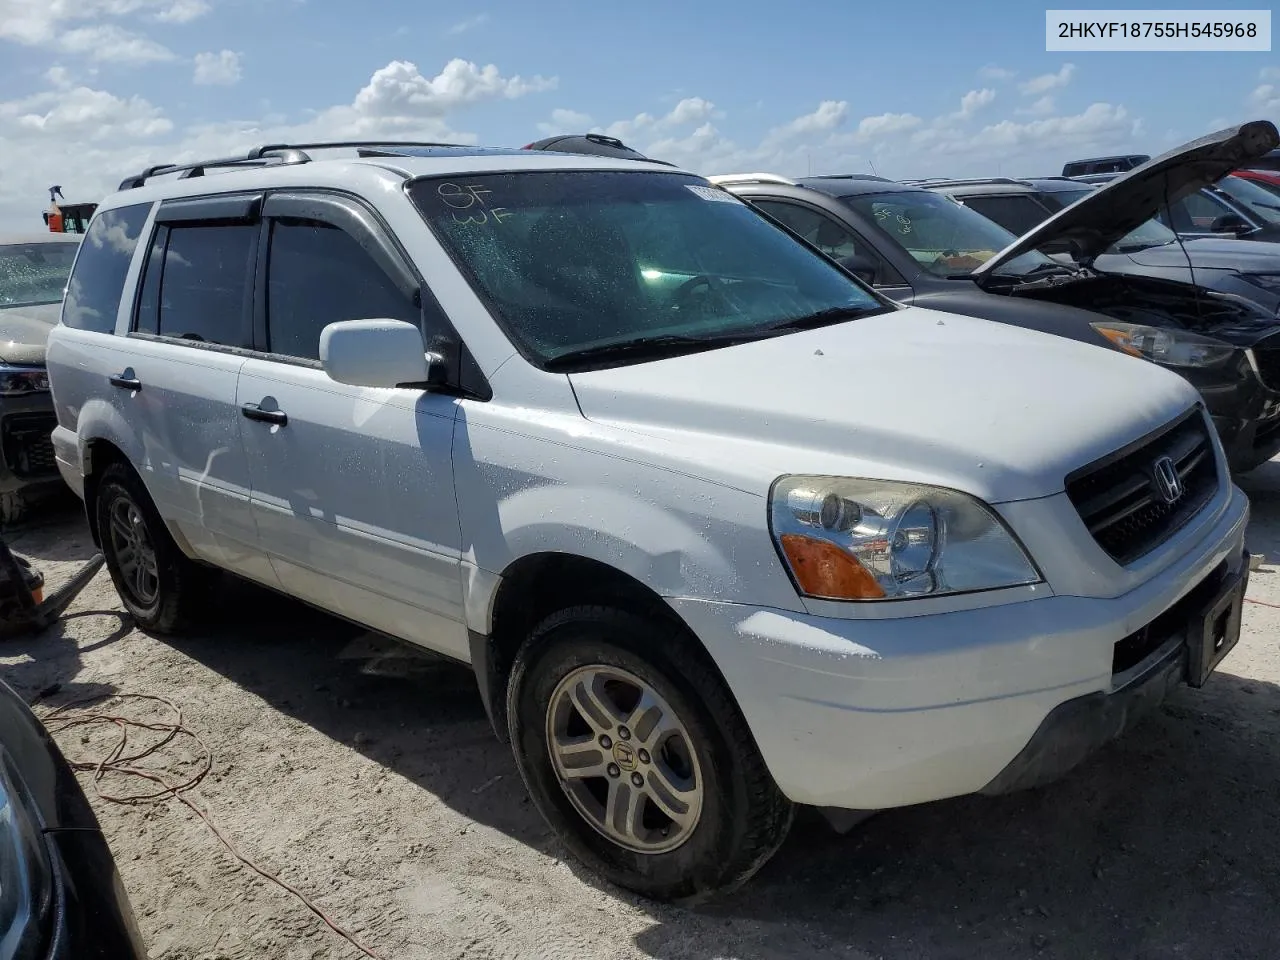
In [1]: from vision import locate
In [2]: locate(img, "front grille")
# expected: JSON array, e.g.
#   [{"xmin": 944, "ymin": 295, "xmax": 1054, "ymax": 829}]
[
  {"xmin": 1066, "ymin": 408, "xmax": 1218, "ymax": 566},
  {"xmin": 1, "ymin": 413, "xmax": 58, "ymax": 480},
  {"xmin": 1252, "ymin": 344, "xmax": 1280, "ymax": 391}
]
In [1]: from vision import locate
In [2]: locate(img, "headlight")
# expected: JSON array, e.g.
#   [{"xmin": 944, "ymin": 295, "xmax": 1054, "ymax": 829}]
[
  {"xmin": 769, "ymin": 476, "xmax": 1041, "ymax": 601},
  {"xmin": 1090, "ymin": 322, "xmax": 1235, "ymax": 369},
  {"xmin": 0, "ymin": 753, "xmax": 54, "ymax": 958},
  {"xmin": 0, "ymin": 365, "xmax": 49, "ymax": 397},
  {"xmin": 1240, "ymin": 273, "xmax": 1280, "ymax": 294}
]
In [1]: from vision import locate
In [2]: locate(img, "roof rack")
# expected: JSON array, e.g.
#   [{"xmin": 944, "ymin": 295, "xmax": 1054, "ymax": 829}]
[
  {"xmin": 116, "ymin": 140, "xmax": 468, "ymax": 190},
  {"xmin": 706, "ymin": 172, "xmax": 798, "ymax": 187},
  {"xmin": 909, "ymin": 176, "xmax": 1032, "ymax": 188},
  {"xmin": 807, "ymin": 173, "xmax": 891, "ymax": 182}
]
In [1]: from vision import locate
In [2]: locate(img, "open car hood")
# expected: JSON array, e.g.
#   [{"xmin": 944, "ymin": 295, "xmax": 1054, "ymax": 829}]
[{"xmin": 973, "ymin": 120, "xmax": 1280, "ymax": 280}]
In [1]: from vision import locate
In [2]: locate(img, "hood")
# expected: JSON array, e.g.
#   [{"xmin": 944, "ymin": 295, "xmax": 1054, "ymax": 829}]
[
  {"xmin": 0, "ymin": 302, "xmax": 60, "ymax": 365},
  {"xmin": 975, "ymin": 120, "xmax": 1280, "ymax": 278},
  {"xmin": 567, "ymin": 307, "xmax": 1198, "ymax": 504},
  {"xmin": 1121, "ymin": 236, "xmax": 1280, "ymax": 271}
]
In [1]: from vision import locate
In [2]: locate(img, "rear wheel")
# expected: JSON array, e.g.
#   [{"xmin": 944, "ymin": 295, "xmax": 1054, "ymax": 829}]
[
  {"xmin": 507, "ymin": 606, "xmax": 793, "ymax": 902},
  {"xmin": 96, "ymin": 463, "xmax": 214, "ymax": 633}
]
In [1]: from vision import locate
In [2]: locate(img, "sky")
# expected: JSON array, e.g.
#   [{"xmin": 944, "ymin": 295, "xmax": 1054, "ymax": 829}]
[{"xmin": 1, "ymin": 0, "xmax": 1278, "ymax": 229}]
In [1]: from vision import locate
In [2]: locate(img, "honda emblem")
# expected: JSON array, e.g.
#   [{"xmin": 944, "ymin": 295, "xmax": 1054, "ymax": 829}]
[{"xmin": 1152, "ymin": 456, "xmax": 1183, "ymax": 504}]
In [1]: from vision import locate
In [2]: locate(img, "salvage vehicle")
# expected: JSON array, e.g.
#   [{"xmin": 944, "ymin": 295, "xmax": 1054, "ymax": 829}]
[
  {"xmin": 0, "ymin": 677, "xmax": 147, "ymax": 958},
  {"xmin": 715, "ymin": 122, "xmax": 1280, "ymax": 472},
  {"xmin": 46, "ymin": 138, "xmax": 1251, "ymax": 902},
  {"xmin": 1076, "ymin": 171, "xmax": 1280, "ymax": 243},
  {"xmin": 1061, "ymin": 154, "xmax": 1149, "ymax": 177},
  {"xmin": 0, "ymin": 233, "xmax": 82, "ymax": 523}
]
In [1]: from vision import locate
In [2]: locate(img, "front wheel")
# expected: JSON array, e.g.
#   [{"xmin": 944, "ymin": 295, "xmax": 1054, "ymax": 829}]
[{"xmin": 507, "ymin": 606, "xmax": 793, "ymax": 902}]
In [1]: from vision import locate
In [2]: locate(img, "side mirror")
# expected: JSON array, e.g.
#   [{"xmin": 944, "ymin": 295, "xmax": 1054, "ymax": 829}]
[
  {"xmin": 319, "ymin": 319, "xmax": 435, "ymax": 388},
  {"xmin": 1210, "ymin": 213, "xmax": 1251, "ymax": 235},
  {"xmin": 835, "ymin": 253, "xmax": 878, "ymax": 285}
]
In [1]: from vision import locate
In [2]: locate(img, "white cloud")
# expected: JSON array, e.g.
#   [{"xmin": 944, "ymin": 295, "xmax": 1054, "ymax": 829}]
[
  {"xmin": 1261, "ymin": 67, "xmax": 1280, "ymax": 82},
  {"xmin": 855, "ymin": 112, "xmax": 922, "ymax": 138},
  {"xmin": 60, "ymin": 24, "xmax": 176, "ymax": 64},
  {"xmin": 980, "ymin": 64, "xmax": 1015, "ymax": 81},
  {"xmin": 350, "ymin": 59, "xmax": 555, "ymax": 120},
  {"xmin": 0, "ymin": 0, "xmax": 205, "ymax": 45},
  {"xmin": 156, "ymin": 0, "xmax": 210, "ymax": 22},
  {"xmin": 600, "ymin": 97, "xmax": 720, "ymax": 141},
  {"xmin": 193, "ymin": 49, "xmax": 242, "ymax": 86},
  {"xmin": 1018, "ymin": 95, "xmax": 1055, "ymax": 117},
  {"xmin": 44, "ymin": 65, "xmax": 74, "ymax": 89},
  {"xmin": 447, "ymin": 13, "xmax": 490, "ymax": 35},
  {"xmin": 536, "ymin": 107, "xmax": 593, "ymax": 135},
  {"xmin": 1, "ymin": 85, "xmax": 172, "ymax": 139},
  {"xmin": 956, "ymin": 88, "xmax": 996, "ymax": 119},
  {"xmin": 1253, "ymin": 84, "xmax": 1280, "ymax": 113},
  {"xmin": 1020, "ymin": 63, "xmax": 1076, "ymax": 96},
  {"xmin": 668, "ymin": 97, "xmax": 717, "ymax": 125},
  {"xmin": 770, "ymin": 100, "xmax": 848, "ymax": 138}
]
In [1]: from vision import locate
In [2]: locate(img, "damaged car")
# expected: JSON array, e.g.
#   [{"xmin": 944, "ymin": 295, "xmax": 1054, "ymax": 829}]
[
  {"xmin": 714, "ymin": 120, "xmax": 1280, "ymax": 472},
  {"xmin": 0, "ymin": 233, "xmax": 81, "ymax": 522}
]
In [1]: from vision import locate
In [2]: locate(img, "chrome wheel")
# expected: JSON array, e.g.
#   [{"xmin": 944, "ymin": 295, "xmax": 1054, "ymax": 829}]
[
  {"xmin": 107, "ymin": 496, "xmax": 159, "ymax": 605},
  {"xmin": 545, "ymin": 664, "xmax": 703, "ymax": 854}
]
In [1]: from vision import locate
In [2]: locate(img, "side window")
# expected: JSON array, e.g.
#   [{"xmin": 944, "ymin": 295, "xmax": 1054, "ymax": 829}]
[
  {"xmin": 1167, "ymin": 192, "xmax": 1231, "ymax": 232},
  {"xmin": 753, "ymin": 200, "xmax": 894, "ymax": 284},
  {"xmin": 62, "ymin": 202, "xmax": 152, "ymax": 333},
  {"xmin": 960, "ymin": 195, "xmax": 1050, "ymax": 236},
  {"xmin": 154, "ymin": 224, "xmax": 256, "ymax": 347},
  {"xmin": 265, "ymin": 218, "xmax": 419, "ymax": 361}
]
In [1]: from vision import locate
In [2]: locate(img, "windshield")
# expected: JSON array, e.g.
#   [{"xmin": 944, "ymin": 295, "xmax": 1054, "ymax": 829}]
[
  {"xmin": 838, "ymin": 190, "xmax": 1057, "ymax": 277},
  {"xmin": 409, "ymin": 171, "xmax": 887, "ymax": 369},
  {"xmin": 1216, "ymin": 175, "xmax": 1280, "ymax": 223},
  {"xmin": 1237, "ymin": 175, "xmax": 1280, "ymax": 199},
  {"xmin": 0, "ymin": 241, "xmax": 79, "ymax": 309},
  {"xmin": 1032, "ymin": 186, "xmax": 1178, "ymax": 253}
]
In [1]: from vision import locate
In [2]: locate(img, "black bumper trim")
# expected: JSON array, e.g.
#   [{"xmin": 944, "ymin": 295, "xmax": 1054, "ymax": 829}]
[{"xmin": 980, "ymin": 548, "xmax": 1248, "ymax": 797}]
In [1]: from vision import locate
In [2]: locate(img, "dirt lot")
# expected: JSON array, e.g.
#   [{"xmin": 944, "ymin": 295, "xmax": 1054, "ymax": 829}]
[{"xmin": 4, "ymin": 466, "xmax": 1280, "ymax": 960}]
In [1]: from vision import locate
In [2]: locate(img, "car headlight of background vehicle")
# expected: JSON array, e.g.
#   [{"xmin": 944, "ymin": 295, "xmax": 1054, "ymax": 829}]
[
  {"xmin": 0, "ymin": 753, "xmax": 54, "ymax": 958},
  {"xmin": 0, "ymin": 365, "xmax": 49, "ymax": 397},
  {"xmin": 1090, "ymin": 321, "xmax": 1235, "ymax": 369},
  {"xmin": 769, "ymin": 476, "xmax": 1041, "ymax": 601}
]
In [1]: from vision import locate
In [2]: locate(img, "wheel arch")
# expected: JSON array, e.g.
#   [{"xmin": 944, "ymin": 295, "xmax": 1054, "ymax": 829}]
[{"xmin": 473, "ymin": 551, "xmax": 728, "ymax": 744}]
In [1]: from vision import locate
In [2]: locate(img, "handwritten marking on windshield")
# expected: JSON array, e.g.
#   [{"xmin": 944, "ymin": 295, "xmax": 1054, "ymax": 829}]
[{"xmin": 437, "ymin": 182, "xmax": 513, "ymax": 227}]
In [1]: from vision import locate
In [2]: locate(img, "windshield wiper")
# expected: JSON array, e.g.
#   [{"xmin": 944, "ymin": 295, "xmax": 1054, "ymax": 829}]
[
  {"xmin": 764, "ymin": 305, "xmax": 877, "ymax": 332},
  {"xmin": 544, "ymin": 332, "xmax": 760, "ymax": 371}
]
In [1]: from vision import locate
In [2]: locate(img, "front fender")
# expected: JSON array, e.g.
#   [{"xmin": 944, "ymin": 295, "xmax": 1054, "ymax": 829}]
[{"xmin": 455, "ymin": 463, "xmax": 805, "ymax": 635}]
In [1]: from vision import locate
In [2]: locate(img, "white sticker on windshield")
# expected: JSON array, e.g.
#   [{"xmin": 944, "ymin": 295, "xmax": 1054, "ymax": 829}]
[{"xmin": 687, "ymin": 184, "xmax": 741, "ymax": 203}]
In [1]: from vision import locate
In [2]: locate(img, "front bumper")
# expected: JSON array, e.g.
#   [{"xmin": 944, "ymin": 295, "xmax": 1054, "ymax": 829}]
[
  {"xmin": 668, "ymin": 483, "xmax": 1249, "ymax": 811},
  {"xmin": 0, "ymin": 392, "xmax": 60, "ymax": 496}
]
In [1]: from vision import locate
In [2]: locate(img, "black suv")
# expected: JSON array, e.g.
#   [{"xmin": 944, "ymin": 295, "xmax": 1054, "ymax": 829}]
[
  {"xmin": 713, "ymin": 121, "xmax": 1280, "ymax": 472},
  {"xmin": 1061, "ymin": 154, "xmax": 1149, "ymax": 177}
]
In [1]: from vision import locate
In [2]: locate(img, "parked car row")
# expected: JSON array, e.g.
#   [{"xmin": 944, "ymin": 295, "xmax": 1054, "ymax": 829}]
[{"xmin": 31, "ymin": 121, "xmax": 1269, "ymax": 904}]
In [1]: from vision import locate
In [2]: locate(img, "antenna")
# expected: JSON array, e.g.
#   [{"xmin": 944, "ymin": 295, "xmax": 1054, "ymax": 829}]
[{"xmin": 868, "ymin": 159, "xmax": 879, "ymax": 176}]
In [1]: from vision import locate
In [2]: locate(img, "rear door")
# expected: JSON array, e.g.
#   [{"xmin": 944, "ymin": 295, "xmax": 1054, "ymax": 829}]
[
  {"xmin": 236, "ymin": 191, "xmax": 468, "ymax": 659},
  {"xmin": 119, "ymin": 193, "xmax": 277, "ymax": 586}
]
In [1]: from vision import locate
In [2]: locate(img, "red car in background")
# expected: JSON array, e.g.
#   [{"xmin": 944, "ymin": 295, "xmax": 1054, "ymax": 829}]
[{"xmin": 1234, "ymin": 167, "xmax": 1280, "ymax": 199}]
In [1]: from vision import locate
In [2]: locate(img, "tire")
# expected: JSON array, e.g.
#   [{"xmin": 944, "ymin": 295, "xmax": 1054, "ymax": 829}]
[
  {"xmin": 0, "ymin": 491, "xmax": 28, "ymax": 529},
  {"xmin": 95, "ymin": 462, "xmax": 214, "ymax": 634},
  {"xmin": 507, "ymin": 605, "xmax": 794, "ymax": 903}
]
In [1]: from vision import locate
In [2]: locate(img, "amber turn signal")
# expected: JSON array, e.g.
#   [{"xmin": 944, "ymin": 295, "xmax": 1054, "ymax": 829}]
[{"xmin": 779, "ymin": 534, "xmax": 885, "ymax": 600}]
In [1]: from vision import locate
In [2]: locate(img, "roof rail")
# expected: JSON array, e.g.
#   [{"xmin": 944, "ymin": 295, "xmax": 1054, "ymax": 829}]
[
  {"xmin": 912, "ymin": 176, "xmax": 1031, "ymax": 188},
  {"xmin": 116, "ymin": 140, "xmax": 468, "ymax": 190},
  {"xmin": 808, "ymin": 173, "xmax": 891, "ymax": 182},
  {"xmin": 706, "ymin": 172, "xmax": 798, "ymax": 187}
]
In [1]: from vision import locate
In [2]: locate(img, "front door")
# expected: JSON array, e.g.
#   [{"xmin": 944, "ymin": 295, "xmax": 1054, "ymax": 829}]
[{"xmin": 237, "ymin": 194, "xmax": 468, "ymax": 659}]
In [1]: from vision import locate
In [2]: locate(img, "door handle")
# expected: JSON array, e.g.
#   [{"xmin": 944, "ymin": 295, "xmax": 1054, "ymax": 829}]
[
  {"xmin": 108, "ymin": 374, "xmax": 142, "ymax": 391},
  {"xmin": 241, "ymin": 403, "xmax": 288, "ymax": 426}
]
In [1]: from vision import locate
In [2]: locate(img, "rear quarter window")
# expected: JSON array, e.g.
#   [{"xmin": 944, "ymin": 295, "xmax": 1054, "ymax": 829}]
[{"xmin": 62, "ymin": 202, "xmax": 152, "ymax": 333}]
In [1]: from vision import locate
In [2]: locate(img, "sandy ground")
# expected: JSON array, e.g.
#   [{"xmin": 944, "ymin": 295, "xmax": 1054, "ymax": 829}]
[{"xmin": 3, "ymin": 466, "xmax": 1280, "ymax": 960}]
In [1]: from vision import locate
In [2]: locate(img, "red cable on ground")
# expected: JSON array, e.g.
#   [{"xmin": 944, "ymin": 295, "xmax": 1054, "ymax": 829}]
[{"xmin": 41, "ymin": 693, "xmax": 386, "ymax": 960}]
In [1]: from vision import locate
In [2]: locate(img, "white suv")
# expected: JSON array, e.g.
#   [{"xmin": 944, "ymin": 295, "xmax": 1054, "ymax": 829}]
[{"xmin": 47, "ymin": 142, "xmax": 1250, "ymax": 902}]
